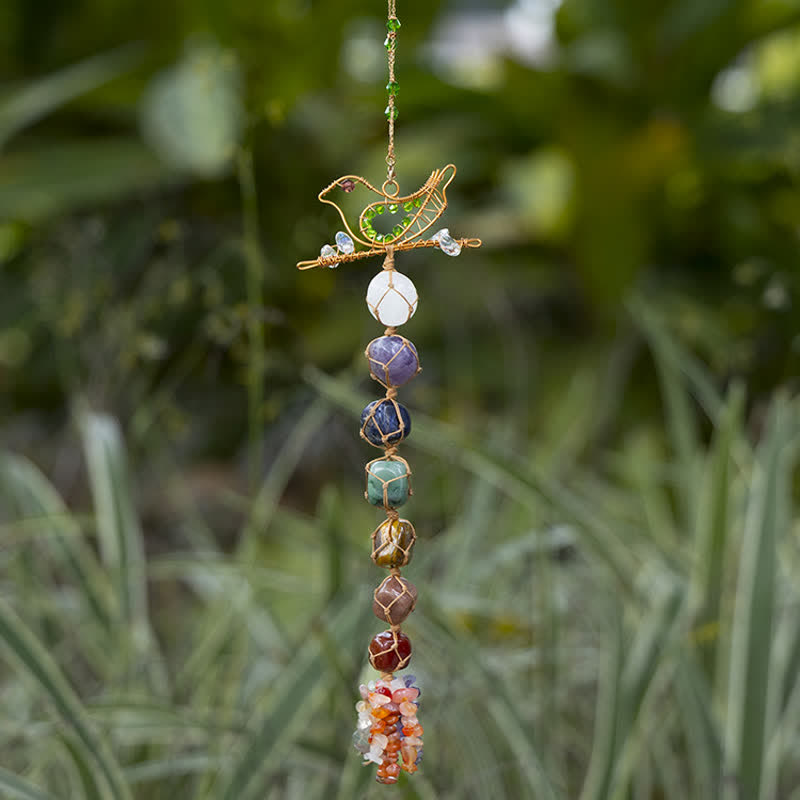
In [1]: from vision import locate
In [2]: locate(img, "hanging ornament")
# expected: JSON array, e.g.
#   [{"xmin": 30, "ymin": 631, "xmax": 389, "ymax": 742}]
[{"xmin": 297, "ymin": 0, "xmax": 481, "ymax": 784}]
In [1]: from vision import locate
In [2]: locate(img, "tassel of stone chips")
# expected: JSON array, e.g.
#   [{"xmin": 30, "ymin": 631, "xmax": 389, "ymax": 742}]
[{"xmin": 351, "ymin": 242, "xmax": 424, "ymax": 782}]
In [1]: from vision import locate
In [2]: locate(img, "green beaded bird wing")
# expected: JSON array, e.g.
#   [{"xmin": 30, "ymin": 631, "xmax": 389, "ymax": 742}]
[
  {"xmin": 319, "ymin": 164, "xmax": 456, "ymax": 249},
  {"xmin": 296, "ymin": 163, "xmax": 481, "ymax": 269}
]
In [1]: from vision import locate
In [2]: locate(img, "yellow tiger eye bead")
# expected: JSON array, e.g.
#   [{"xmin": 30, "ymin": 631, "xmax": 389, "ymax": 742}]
[{"xmin": 371, "ymin": 518, "xmax": 416, "ymax": 568}]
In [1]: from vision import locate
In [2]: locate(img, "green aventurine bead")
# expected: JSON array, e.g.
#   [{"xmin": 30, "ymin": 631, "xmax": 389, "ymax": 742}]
[
  {"xmin": 401, "ymin": 215, "xmax": 412, "ymax": 226},
  {"xmin": 413, "ymin": 198, "xmax": 422, "ymax": 207},
  {"xmin": 392, "ymin": 224, "xmax": 404, "ymax": 236},
  {"xmin": 387, "ymin": 17, "xmax": 401, "ymax": 32},
  {"xmin": 388, "ymin": 204, "xmax": 399, "ymax": 213},
  {"xmin": 375, "ymin": 205, "xmax": 385, "ymax": 214},
  {"xmin": 366, "ymin": 460, "xmax": 410, "ymax": 507},
  {"xmin": 364, "ymin": 208, "xmax": 376, "ymax": 220},
  {"xmin": 403, "ymin": 201, "xmax": 414, "ymax": 211},
  {"xmin": 386, "ymin": 81, "xmax": 399, "ymax": 96}
]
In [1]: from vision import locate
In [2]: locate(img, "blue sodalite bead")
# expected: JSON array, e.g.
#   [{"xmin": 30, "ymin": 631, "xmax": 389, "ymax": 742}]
[
  {"xmin": 360, "ymin": 399, "xmax": 411, "ymax": 447},
  {"xmin": 366, "ymin": 335, "xmax": 420, "ymax": 388}
]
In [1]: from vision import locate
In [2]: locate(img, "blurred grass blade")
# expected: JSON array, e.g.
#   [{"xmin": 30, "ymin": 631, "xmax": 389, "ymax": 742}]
[
  {"xmin": 419, "ymin": 602, "xmax": 559, "ymax": 800},
  {"xmin": 630, "ymin": 299, "xmax": 724, "ymax": 425},
  {"xmin": 0, "ymin": 596, "xmax": 132, "ymax": 800},
  {"xmin": 80, "ymin": 412, "xmax": 158, "ymax": 685},
  {"xmin": 124, "ymin": 755, "xmax": 226, "ymax": 784},
  {"xmin": 580, "ymin": 600, "xmax": 623, "ymax": 800},
  {"xmin": 0, "ymin": 138, "xmax": 167, "ymax": 223},
  {"xmin": 633, "ymin": 302, "xmax": 700, "ymax": 527},
  {"xmin": 219, "ymin": 592, "xmax": 366, "ymax": 800},
  {"xmin": 0, "ymin": 767, "xmax": 57, "ymax": 800},
  {"xmin": 0, "ymin": 453, "xmax": 112, "ymax": 632},
  {"xmin": 0, "ymin": 45, "xmax": 142, "ymax": 150},
  {"xmin": 675, "ymin": 654, "xmax": 722, "ymax": 797},
  {"xmin": 689, "ymin": 383, "xmax": 745, "ymax": 683},
  {"xmin": 724, "ymin": 396, "xmax": 789, "ymax": 800}
]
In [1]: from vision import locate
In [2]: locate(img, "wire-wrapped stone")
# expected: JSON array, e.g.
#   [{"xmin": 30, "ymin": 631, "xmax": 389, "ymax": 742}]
[
  {"xmin": 371, "ymin": 518, "xmax": 416, "ymax": 568},
  {"xmin": 373, "ymin": 574, "xmax": 418, "ymax": 624},
  {"xmin": 360, "ymin": 398, "xmax": 411, "ymax": 448},
  {"xmin": 365, "ymin": 457, "xmax": 411, "ymax": 508},
  {"xmin": 366, "ymin": 270, "xmax": 418, "ymax": 327},
  {"xmin": 369, "ymin": 629, "xmax": 412, "ymax": 672},
  {"xmin": 365, "ymin": 335, "xmax": 421, "ymax": 389}
]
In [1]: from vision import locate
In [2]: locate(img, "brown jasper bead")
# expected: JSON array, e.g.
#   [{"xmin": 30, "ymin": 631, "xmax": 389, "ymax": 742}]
[{"xmin": 373, "ymin": 575, "xmax": 418, "ymax": 624}]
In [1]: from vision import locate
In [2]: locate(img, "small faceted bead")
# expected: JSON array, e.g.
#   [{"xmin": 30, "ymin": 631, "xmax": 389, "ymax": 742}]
[
  {"xmin": 369, "ymin": 629, "xmax": 412, "ymax": 672},
  {"xmin": 340, "ymin": 179, "xmax": 355, "ymax": 192},
  {"xmin": 366, "ymin": 459, "xmax": 410, "ymax": 507},
  {"xmin": 360, "ymin": 399, "xmax": 411, "ymax": 447},
  {"xmin": 372, "ymin": 518, "xmax": 416, "ymax": 568},
  {"xmin": 366, "ymin": 270, "xmax": 418, "ymax": 326},
  {"xmin": 387, "ymin": 17, "xmax": 401, "ymax": 31},
  {"xmin": 373, "ymin": 574, "xmax": 418, "ymax": 624}
]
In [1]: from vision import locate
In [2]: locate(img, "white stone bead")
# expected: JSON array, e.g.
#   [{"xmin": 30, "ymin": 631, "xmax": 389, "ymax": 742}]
[{"xmin": 366, "ymin": 270, "xmax": 418, "ymax": 326}]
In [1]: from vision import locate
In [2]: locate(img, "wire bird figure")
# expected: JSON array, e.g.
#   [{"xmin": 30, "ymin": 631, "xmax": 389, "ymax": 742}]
[{"xmin": 296, "ymin": 163, "xmax": 481, "ymax": 270}]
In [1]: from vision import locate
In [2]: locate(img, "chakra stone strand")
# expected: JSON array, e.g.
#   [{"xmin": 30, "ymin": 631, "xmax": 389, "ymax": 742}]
[{"xmin": 352, "ymin": 247, "xmax": 423, "ymax": 782}]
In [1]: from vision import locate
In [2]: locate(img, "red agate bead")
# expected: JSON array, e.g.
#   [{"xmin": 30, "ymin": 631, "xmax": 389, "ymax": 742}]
[{"xmin": 368, "ymin": 629, "xmax": 412, "ymax": 672}]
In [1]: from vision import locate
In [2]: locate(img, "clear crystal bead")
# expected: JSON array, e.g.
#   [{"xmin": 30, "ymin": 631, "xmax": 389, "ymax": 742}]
[
  {"xmin": 320, "ymin": 243, "xmax": 339, "ymax": 268},
  {"xmin": 431, "ymin": 228, "xmax": 461, "ymax": 256},
  {"xmin": 352, "ymin": 729, "xmax": 370, "ymax": 754},
  {"xmin": 335, "ymin": 230, "xmax": 354, "ymax": 254}
]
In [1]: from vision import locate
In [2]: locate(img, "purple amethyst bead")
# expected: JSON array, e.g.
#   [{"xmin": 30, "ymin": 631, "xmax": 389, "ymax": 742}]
[{"xmin": 366, "ymin": 335, "xmax": 420, "ymax": 388}]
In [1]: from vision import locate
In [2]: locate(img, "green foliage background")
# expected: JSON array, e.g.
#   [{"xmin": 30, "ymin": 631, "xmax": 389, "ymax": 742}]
[{"xmin": 2, "ymin": 0, "xmax": 800, "ymax": 798}]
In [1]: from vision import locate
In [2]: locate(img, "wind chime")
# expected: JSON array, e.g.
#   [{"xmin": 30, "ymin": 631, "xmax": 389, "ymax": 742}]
[{"xmin": 297, "ymin": 0, "xmax": 481, "ymax": 784}]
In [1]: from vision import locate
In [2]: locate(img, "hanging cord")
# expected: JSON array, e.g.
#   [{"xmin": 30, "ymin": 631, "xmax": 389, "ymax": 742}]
[{"xmin": 385, "ymin": 0, "xmax": 399, "ymax": 183}]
